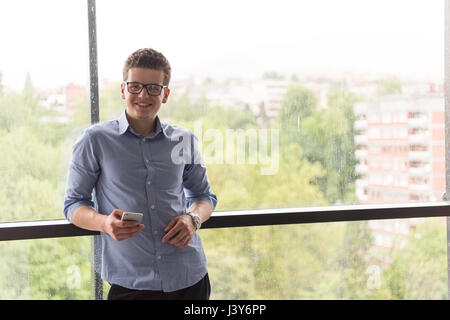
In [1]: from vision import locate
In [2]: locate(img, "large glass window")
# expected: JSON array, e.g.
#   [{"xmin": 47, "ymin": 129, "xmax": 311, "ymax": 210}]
[
  {"xmin": 0, "ymin": 0, "xmax": 446, "ymax": 299},
  {"xmin": 94, "ymin": 0, "xmax": 447, "ymax": 299},
  {"xmin": 0, "ymin": 1, "xmax": 92, "ymax": 299},
  {"xmin": 0, "ymin": 0, "xmax": 90, "ymax": 223},
  {"xmin": 201, "ymin": 218, "xmax": 447, "ymax": 299},
  {"xmin": 0, "ymin": 237, "xmax": 93, "ymax": 299},
  {"xmin": 95, "ymin": 0, "xmax": 444, "ymax": 210}
]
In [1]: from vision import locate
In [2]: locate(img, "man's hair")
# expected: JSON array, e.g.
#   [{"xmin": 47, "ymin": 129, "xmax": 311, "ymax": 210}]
[{"xmin": 123, "ymin": 48, "xmax": 171, "ymax": 85}]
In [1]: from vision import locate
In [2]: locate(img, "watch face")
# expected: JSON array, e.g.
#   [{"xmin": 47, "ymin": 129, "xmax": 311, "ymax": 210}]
[{"xmin": 187, "ymin": 212, "xmax": 201, "ymax": 229}]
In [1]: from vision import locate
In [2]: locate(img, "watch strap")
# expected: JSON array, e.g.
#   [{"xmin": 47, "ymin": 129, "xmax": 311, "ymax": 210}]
[{"xmin": 186, "ymin": 211, "xmax": 201, "ymax": 230}]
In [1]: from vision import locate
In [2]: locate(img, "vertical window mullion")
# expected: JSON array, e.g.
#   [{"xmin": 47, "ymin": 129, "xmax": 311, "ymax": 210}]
[
  {"xmin": 444, "ymin": 0, "xmax": 450, "ymax": 301},
  {"xmin": 87, "ymin": 0, "xmax": 102, "ymax": 300}
]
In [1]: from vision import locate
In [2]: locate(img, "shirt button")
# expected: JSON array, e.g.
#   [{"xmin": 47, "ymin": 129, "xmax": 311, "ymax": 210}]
[{"xmin": 147, "ymin": 181, "xmax": 151, "ymax": 185}]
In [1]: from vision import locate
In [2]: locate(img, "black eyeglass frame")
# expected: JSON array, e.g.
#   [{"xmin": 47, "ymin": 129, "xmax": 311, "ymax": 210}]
[{"xmin": 124, "ymin": 81, "xmax": 168, "ymax": 96}]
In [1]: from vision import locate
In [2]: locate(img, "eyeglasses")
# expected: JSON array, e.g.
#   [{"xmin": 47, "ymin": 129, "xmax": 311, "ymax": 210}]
[{"xmin": 124, "ymin": 82, "xmax": 168, "ymax": 96}]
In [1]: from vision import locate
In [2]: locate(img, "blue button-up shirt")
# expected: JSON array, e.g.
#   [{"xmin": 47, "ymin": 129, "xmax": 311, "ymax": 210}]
[{"xmin": 63, "ymin": 110, "xmax": 218, "ymax": 292}]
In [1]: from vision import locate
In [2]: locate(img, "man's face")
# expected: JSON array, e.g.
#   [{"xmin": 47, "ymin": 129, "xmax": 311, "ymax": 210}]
[{"xmin": 120, "ymin": 67, "xmax": 170, "ymax": 122}]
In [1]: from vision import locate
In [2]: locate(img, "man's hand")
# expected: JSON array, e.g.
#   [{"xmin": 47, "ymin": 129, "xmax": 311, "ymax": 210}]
[
  {"xmin": 103, "ymin": 209, "xmax": 144, "ymax": 241},
  {"xmin": 162, "ymin": 215, "xmax": 196, "ymax": 248}
]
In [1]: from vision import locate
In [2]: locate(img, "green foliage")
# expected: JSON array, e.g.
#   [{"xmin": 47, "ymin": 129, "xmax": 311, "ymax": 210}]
[
  {"xmin": 278, "ymin": 84, "xmax": 317, "ymax": 143},
  {"xmin": 0, "ymin": 91, "xmax": 33, "ymax": 132},
  {"xmin": 374, "ymin": 219, "xmax": 447, "ymax": 300},
  {"xmin": 160, "ymin": 91, "xmax": 207, "ymax": 123},
  {"xmin": 28, "ymin": 237, "xmax": 92, "ymax": 299},
  {"xmin": 337, "ymin": 221, "xmax": 374, "ymax": 299},
  {"xmin": 278, "ymin": 82, "xmax": 360, "ymax": 204},
  {"xmin": 0, "ymin": 80, "xmax": 94, "ymax": 299},
  {"xmin": 203, "ymin": 221, "xmax": 376, "ymax": 299}
]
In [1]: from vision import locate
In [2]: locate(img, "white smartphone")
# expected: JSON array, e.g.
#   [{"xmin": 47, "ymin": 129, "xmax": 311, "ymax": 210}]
[{"xmin": 121, "ymin": 212, "xmax": 144, "ymax": 224}]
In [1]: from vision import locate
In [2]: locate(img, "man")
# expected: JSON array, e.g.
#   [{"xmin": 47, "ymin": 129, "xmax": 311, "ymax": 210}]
[{"xmin": 63, "ymin": 48, "xmax": 217, "ymax": 300}]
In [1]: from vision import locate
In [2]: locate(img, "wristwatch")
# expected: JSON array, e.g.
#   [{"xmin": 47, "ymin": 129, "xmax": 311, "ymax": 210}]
[{"xmin": 186, "ymin": 211, "xmax": 202, "ymax": 230}]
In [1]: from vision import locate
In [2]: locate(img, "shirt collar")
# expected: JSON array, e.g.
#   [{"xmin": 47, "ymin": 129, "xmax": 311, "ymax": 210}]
[
  {"xmin": 118, "ymin": 110, "xmax": 130, "ymax": 135},
  {"xmin": 118, "ymin": 110, "xmax": 168, "ymax": 138}
]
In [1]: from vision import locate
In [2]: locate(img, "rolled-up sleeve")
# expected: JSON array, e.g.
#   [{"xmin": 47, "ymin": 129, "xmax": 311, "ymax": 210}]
[
  {"xmin": 63, "ymin": 128, "xmax": 101, "ymax": 223},
  {"xmin": 182, "ymin": 134, "xmax": 218, "ymax": 211}
]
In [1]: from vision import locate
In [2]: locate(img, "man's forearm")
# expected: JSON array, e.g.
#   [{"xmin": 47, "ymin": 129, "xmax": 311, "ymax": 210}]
[
  {"xmin": 188, "ymin": 200, "xmax": 213, "ymax": 224},
  {"xmin": 72, "ymin": 206, "xmax": 107, "ymax": 232}
]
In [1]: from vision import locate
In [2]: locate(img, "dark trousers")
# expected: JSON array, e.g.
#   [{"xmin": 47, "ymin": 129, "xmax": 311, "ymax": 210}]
[{"xmin": 107, "ymin": 273, "xmax": 210, "ymax": 300}]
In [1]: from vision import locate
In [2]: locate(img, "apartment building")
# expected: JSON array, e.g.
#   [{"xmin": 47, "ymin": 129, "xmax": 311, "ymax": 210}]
[{"xmin": 353, "ymin": 85, "xmax": 445, "ymax": 249}]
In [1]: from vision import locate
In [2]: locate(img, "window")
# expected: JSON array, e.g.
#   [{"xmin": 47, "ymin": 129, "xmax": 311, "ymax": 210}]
[
  {"xmin": 0, "ymin": 0, "xmax": 89, "ymax": 223},
  {"xmin": 0, "ymin": 0, "xmax": 447, "ymax": 299}
]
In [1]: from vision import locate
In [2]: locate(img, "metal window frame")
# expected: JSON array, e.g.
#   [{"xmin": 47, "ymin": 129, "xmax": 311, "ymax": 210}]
[
  {"xmin": 0, "ymin": 0, "xmax": 449, "ymax": 300},
  {"xmin": 444, "ymin": 0, "xmax": 450, "ymax": 300},
  {"xmin": 1, "ymin": 202, "xmax": 450, "ymax": 242},
  {"xmin": 87, "ymin": 0, "xmax": 102, "ymax": 300}
]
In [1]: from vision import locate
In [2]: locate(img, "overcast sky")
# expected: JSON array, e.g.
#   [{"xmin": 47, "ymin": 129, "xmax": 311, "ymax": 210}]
[{"xmin": 0, "ymin": 0, "xmax": 444, "ymax": 91}]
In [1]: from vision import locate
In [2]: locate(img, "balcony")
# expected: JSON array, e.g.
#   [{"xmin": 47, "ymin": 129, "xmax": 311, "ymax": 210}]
[
  {"xmin": 355, "ymin": 149, "xmax": 369, "ymax": 160},
  {"xmin": 355, "ymin": 164, "xmax": 368, "ymax": 174},
  {"xmin": 409, "ymin": 183, "xmax": 431, "ymax": 193},
  {"xmin": 355, "ymin": 179, "xmax": 369, "ymax": 191},
  {"xmin": 354, "ymin": 135, "xmax": 368, "ymax": 145},
  {"xmin": 355, "ymin": 192, "xmax": 368, "ymax": 202},
  {"xmin": 408, "ymin": 117, "xmax": 429, "ymax": 128},
  {"xmin": 354, "ymin": 119, "xmax": 368, "ymax": 130},
  {"xmin": 409, "ymin": 166, "xmax": 431, "ymax": 177},
  {"xmin": 408, "ymin": 151, "xmax": 430, "ymax": 161},
  {"xmin": 408, "ymin": 133, "xmax": 429, "ymax": 145}
]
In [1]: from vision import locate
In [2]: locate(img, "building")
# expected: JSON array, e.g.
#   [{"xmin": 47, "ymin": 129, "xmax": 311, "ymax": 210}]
[
  {"xmin": 64, "ymin": 83, "xmax": 86, "ymax": 114},
  {"xmin": 41, "ymin": 83, "xmax": 86, "ymax": 118},
  {"xmin": 353, "ymin": 83, "xmax": 445, "ymax": 250},
  {"xmin": 169, "ymin": 75, "xmax": 334, "ymax": 129}
]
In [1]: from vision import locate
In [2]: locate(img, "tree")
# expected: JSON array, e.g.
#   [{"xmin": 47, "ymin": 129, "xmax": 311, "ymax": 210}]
[
  {"xmin": 337, "ymin": 221, "xmax": 374, "ymax": 299},
  {"xmin": 159, "ymin": 91, "xmax": 208, "ymax": 124},
  {"xmin": 278, "ymin": 84, "xmax": 317, "ymax": 145},
  {"xmin": 375, "ymin": 219, "xmax": 447, "ymax": 299},
  {"xmin": 22, "ymin": 72, "xmax": 40, "ymax": 116},
  {"xmin": 278, "ymin": 82, "xmax": 359, "ymax": 204}
]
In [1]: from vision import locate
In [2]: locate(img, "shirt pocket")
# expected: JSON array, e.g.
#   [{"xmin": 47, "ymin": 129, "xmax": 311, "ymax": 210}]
[{"xmin": 152, "ymin": 161, "xmax": 184, "ymax": 190}]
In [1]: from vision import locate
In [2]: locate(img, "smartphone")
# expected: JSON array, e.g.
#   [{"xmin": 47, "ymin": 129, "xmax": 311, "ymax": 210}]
[{"xmin": 121, "ymin": 212, "xmax": 144, "ymax": 224}]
